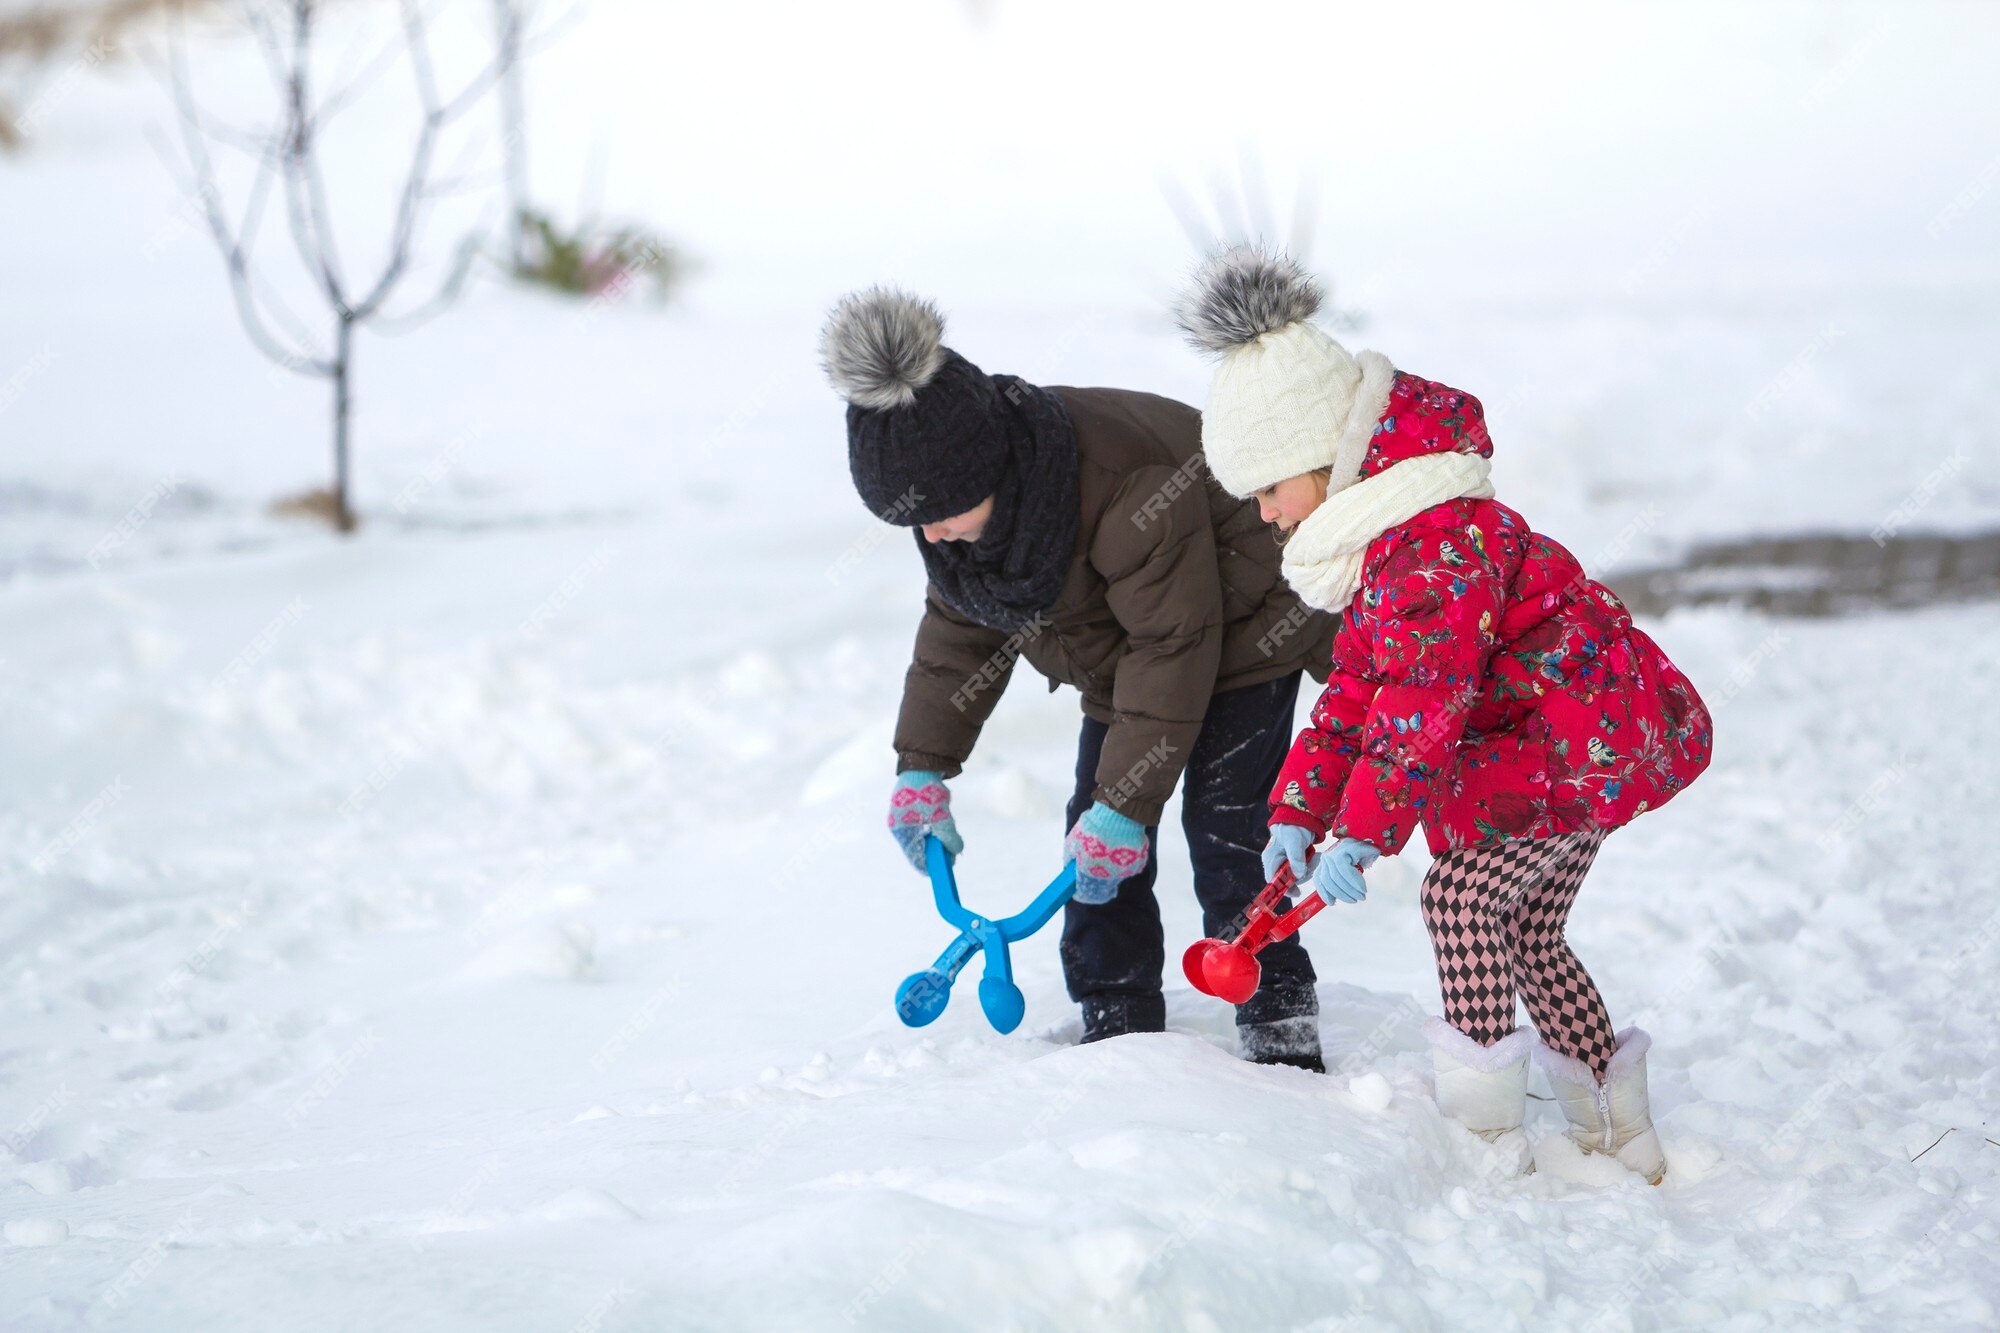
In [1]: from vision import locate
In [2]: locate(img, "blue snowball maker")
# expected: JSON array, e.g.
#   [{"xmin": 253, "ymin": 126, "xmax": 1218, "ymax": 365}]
[{"xmin": 891, "ymin": 835, "xmax": 1076, "ymax": 1035}]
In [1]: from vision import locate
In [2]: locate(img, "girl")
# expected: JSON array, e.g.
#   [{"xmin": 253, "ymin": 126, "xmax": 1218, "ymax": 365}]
[{"xmin": 1173, "ymin": 247, "xmax": 1713, "ymax": 1181}]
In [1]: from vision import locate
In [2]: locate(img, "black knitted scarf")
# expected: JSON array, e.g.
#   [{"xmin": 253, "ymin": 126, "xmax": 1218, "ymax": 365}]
[{"xmin": 915, "ymin": 378, "xmax": 1078, "ymax": 633}]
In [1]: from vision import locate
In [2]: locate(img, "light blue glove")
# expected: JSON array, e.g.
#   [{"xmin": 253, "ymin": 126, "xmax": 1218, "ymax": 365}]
[
  {"xmin": 1261, "ymin": 823, "xmax": 1321, "ymax": 883},
  {"xmin": 1063, "ymin": 802, "xmax": 1150, "ymax": 905},
  {"xmin": 887, "ymin": 770, "xmax": 963, "ymax": 873},
  {"xmin": 1309, "ymin": 838, "xmax": 1380, "ymax": 905}
]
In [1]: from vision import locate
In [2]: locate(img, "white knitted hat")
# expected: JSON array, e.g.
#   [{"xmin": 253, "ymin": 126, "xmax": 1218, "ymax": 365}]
[{"xmin": 1174, "ymin": 246, "xmax": 1395, "ymax": 499}]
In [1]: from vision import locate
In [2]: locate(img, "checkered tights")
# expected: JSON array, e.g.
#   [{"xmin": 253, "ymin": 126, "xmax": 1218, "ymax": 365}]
[{"xmin": 1419, "ymin": 825, "xmax": 1616, "ymax": 1082}]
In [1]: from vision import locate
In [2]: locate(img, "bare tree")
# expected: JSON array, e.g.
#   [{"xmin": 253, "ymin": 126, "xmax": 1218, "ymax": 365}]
[{"xmin": 163, "ymin": 0, "xmax": 506, "ymax": 532}]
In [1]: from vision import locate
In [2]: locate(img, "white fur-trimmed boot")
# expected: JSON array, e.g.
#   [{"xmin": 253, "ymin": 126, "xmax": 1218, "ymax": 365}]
[
  {"xmin": 1424, "ymin": 1018, "xmax": 1535, "ymax": 1178},
  {"xmin": 1533, "ymin": 1027, "xmax": 1667, "ymax": 1185}
]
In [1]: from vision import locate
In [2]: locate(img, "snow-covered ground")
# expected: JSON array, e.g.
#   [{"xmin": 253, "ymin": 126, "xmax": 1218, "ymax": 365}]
[{"xmin": 2, "ymin": 2, "xmax": 1997, "ymax": 1329}]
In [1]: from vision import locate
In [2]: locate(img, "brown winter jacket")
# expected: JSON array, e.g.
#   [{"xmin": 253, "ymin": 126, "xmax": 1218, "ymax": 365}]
[{"xmin": 893, "ymin": 386, "xmax": 1338, "ymax": 826}]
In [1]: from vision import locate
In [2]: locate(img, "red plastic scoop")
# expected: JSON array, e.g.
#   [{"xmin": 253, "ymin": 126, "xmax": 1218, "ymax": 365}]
[{"xmin": 1181, "ymin": 861, "xmax": 1327, "ymax": 1004}]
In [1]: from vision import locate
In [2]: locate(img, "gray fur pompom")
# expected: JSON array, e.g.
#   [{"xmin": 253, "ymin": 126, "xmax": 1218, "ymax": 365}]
[
  {"xmin": 1173, "ymin": 245, "xmax": 1322, "ymax": 358},
  {"xmin": 820, "ymin": 286, "xmax": 947, "ymax": 410}
]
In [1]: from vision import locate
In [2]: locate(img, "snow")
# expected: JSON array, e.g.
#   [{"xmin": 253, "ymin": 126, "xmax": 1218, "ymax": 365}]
[{"xmin": 2, "ymin": 0, "xmax": 1998, "ymax": 1328}]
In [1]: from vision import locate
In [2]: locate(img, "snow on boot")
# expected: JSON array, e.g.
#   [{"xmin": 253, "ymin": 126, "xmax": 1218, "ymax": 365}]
[
  {"xmin": 1533, "ymin": 1027, "xmax": 1667, "ymax": 1185},
  {"xmin": 1238, "ymin": 1014, "xmax": 1325, "ymax": 1073},
  {"xmin": 1425, "ymin": 1018, "xmax": 1535, "ymax": 1178}
]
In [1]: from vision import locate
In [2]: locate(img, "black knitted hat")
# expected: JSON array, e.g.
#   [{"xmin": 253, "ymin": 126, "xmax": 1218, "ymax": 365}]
[{"xmin": 821, "ymin": 288, "xmax": 1010, "ymax": 525}]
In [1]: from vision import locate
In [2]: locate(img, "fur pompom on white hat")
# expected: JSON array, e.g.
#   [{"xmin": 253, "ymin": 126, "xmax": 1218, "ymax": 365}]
[
  {"xmin": 1173, "ymin": 245, "xmax": 1394, "ymax": 500},
  {"xmin": 1175, "ymin": 246, "xmax": 1326, "ymax": 357}
]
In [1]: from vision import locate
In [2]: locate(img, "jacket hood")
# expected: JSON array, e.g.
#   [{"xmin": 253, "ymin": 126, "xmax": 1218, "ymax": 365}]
[{"xmin": 1352, "ymin": 372, "xmax": 1495, "ymax": 485}]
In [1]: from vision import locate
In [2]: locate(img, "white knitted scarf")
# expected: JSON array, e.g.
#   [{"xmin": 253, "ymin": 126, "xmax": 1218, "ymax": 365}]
[{"xmin": 1279, "ymin": 451, "xmax": 1496, "ymax": 611}]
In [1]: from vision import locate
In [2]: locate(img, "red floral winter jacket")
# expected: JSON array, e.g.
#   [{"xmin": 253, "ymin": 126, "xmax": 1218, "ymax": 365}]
[{"xmin": 1269, "ymin": 375, "xmax": 1713, "ymax": 856}]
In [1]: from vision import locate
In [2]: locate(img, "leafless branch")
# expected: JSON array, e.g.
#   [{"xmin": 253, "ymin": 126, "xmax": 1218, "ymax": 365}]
[
  {"xmin": 312, "ymin": 0, "xmax": 438, "ymax": 126},
  {"xmin": 1157, "ymin": 170, "xmax": 1214, "ymax": 255},
  {"xmin": 351, "ymin": 0, "xmax": 503, "ymax": 318},
  {"xmin": 518, "ymin": 0, "xmax": 586, "ymax": 59},
  {"xmin": 264, "ymin": 2, "xmax": 349, "ymax": 310},
  {"xmin": 368, "ymin": 227, "xmax": 491, "ymax": 335},
  {"xmin": 165, "ymin": 2, "xmax": 332, "ymax": 376}
]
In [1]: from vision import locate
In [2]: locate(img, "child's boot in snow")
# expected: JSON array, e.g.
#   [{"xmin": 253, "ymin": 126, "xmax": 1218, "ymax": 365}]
[
  {"xmin": 1237, "ymin": 981, "xmax": 1324, "ymax": 1072},
  {"xmin": 1079, "ymin": 991, "xmax": 1165, "ymax": 1044},
  {"xmin": 1533, "ymin": 1027, "xmax": 1667, "ymax": 1184},
  {"xmin": 1238, "ymin": 1015, "xmax": 1325, "ymax": 1073},
  {"xmin": 1425, "ymin": 1019, "xmax": 1535, "ymax": 1177}
]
